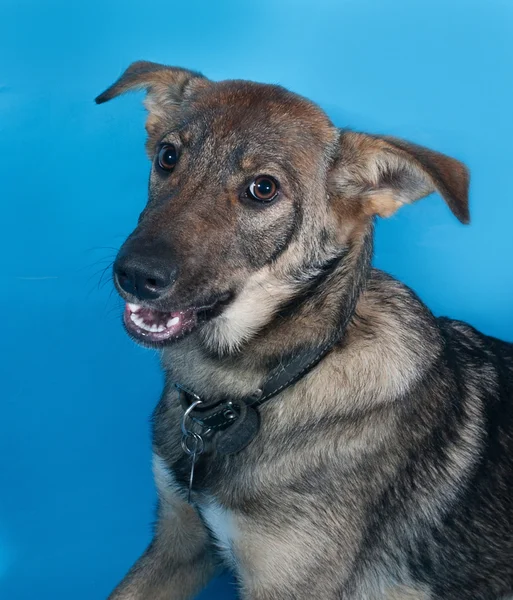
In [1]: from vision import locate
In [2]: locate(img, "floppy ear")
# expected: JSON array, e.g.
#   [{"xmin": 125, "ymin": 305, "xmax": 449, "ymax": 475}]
[
  {"xmin": 332, "ymin": 131, "xmax": 470, "ymax": 224},
  {"xmin": 95, "ymin": 61, "xmax": 207, "ymax": 151}
]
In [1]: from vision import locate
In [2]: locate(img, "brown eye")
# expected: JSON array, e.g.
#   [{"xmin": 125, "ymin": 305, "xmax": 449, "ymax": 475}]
[
  {"xmin": 157, "ymin": 144, "xmax": 178, "ymax": 171},
  {"xmin": 247, "ymin": 176, "xmax": 279, "ymax": 202}
]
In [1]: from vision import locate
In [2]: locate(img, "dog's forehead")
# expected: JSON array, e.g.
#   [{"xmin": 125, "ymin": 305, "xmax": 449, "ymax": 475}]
[{"xmin": 184, "ymin": 80, "xmax": 335, "ymax": 150}]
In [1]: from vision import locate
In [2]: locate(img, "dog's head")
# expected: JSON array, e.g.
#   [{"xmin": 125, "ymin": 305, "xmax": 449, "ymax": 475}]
[{"xmin": 96, "ymin": 61, "xmax": 469, "ymax": 353}]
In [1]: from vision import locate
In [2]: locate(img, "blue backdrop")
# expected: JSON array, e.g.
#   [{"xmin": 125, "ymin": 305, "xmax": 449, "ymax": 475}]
[{"xmin": 1, "ymin": 0, "xmax": 512, "ymax": 598}]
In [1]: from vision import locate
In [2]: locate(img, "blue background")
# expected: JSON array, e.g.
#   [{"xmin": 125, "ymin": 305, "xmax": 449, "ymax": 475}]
[{"xmin": 1, "ymin": 0, "xmax": 512, "ymax": 598}]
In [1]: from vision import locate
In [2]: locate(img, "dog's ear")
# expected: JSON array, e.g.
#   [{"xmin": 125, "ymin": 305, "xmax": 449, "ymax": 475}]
[
  {"xmin": 95, "ymin": 61, "xmax": 207, "ymax": 149},
  {"xmin": 331, "ymin": 131, "xmax": 470, "ymax": 224}
]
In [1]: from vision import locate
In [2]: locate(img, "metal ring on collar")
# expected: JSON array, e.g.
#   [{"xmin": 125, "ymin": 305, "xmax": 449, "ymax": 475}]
[
  {"xmin": 181, "ymin": 431, "xmax": 204, "ymax": 456},
  {"xmin": 180, "ymin": 399, "xmax": 203, "ymax": 437}
]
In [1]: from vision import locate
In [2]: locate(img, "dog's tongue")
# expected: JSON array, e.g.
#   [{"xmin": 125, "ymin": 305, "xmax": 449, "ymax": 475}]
[{"xmin": 124, "ymin": 302, "xmax": 197, "ymax": 341}]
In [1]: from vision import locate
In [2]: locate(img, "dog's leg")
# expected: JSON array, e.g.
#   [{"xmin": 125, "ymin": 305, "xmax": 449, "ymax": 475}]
[
  {"xmin": 108, "ymin": 500, "xmax": 217, "ymax": 600},
  {"xmin": 108, "ymin": 457, "xmax": 218, "ymax": 600}
]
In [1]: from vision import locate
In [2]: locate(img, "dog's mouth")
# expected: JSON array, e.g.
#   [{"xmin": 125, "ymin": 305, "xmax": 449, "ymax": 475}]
[
  {"xmin": 123, "ymin": 293, "xmax": 232, "ymax": 346},
  {"xmin": 124, "ymin": 303, "xmax": 197, "ymax": 344}
]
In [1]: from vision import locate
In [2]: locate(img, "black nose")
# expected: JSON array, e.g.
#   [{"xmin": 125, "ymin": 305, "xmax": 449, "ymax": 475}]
[{"xmin": 114, "ymin": 242, "xmax": 177, "ymax": 300}]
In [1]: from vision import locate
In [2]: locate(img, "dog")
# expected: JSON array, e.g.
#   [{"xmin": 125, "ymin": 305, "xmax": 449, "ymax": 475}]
[{"xmin": 96, "ymin": 61, "xmax": 513, "ymax": 600}]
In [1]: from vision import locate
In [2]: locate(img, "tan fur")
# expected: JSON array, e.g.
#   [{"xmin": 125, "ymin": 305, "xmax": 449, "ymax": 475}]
[{"xmin": 364, "ymin": 193, "xmax": 403, "ymax": 218}]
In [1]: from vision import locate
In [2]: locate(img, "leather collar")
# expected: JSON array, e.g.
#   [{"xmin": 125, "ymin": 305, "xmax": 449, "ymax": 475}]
[{"xmin": 176, "ymin": 332, "xmax": 341, "ymax": 455}]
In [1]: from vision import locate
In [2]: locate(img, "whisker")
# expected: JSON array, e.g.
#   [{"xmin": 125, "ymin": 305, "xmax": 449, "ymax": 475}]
[
  {"xmin": 99, "ymin": 274, "xmax": 114, "ymax": 290},
  {"xmin": 77, "ymin": 255, "xmax": 116, "ymax": 274},
  {"xmin": 105, "ymin": 303, "xmax": 123, "ymax": 318},
  {"xmin": 85, "ymin": 262, "xmax": 114, "ymax": 299},
  {"xmin": 85, "ymin": 263, "xmax": 113, "ymax": 284},
  {"xmin": 97, "ymin": 262, "xmax": 115, "ymax": 291}
]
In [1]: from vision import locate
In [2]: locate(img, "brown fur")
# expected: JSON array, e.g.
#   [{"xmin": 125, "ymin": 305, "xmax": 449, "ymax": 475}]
[{"xmin": 95, "ymin": 62, "xmax": 513, "ymax": 600}]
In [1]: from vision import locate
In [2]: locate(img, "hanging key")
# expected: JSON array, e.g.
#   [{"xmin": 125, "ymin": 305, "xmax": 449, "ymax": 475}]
[
  {"xmin": 180, "ymin": 399, "xmax": 204, "ymax": 503},
  {"xmin": 181, "ymin": 431, "xmax": 204, "ymax": 503}
]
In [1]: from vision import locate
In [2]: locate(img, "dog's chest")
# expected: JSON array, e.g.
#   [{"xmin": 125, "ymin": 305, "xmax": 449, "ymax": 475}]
[{"xmin": 197, "ymin": 498, "xmax": 239, "ymax": 569}]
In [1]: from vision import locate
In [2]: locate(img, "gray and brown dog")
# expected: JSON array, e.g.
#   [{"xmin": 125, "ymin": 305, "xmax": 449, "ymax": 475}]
[{"xmin": 96, "ymin": 62, "xmax": 513, "ymax": 600}]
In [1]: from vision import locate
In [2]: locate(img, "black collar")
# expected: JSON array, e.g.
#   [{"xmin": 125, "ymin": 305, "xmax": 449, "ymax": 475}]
[{"xmin": 176, "ymin": 332, "xmax": 341, "ymax": 455}]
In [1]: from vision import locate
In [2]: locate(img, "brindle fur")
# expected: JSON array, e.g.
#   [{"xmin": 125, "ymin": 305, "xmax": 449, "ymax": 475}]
[{"xmin": 96, "ymin": 62, "xmax": 513, "ymax": 600}]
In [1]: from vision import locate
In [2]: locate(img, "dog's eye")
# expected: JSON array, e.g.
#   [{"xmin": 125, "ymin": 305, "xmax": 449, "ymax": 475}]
[
  {"xmin": 157, "ymin": 144, "xmax": 178, "ymax": 172},
  {"xmin": 247, "ymin": 176, "xmax": 279, "ymax": 202}
]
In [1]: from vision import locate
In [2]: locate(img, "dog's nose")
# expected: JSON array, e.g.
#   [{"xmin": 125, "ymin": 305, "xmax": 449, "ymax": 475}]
[{"xmin": 114, "ymin": 244, "xmax": 177, "ymax": 300}]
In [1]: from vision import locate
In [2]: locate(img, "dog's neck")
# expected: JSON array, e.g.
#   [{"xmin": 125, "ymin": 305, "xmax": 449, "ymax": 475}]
[{"xmin": 161, "ymin": 227, "xmax": 374, "ymax": 402}]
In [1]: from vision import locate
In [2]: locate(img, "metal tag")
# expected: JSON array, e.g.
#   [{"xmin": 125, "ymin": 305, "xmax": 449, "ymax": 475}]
[{"xmin": 214, "ymin": 401, "xmax": 260, "ymax": 455}]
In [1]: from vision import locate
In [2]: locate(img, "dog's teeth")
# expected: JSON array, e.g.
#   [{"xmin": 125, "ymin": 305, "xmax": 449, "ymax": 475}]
[
  {"xmin": 131, "ymin": 314, "xmax": 147, "ymax": 329},
  {"xmin": 130, "ymin": 310, "xmax": 179, "ymax": 333}
]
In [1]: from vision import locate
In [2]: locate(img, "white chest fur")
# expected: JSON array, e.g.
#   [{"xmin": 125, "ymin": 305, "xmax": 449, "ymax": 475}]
[{"xmin": 198, "ymin": 499, "xmax": 238, "ymax": 569}]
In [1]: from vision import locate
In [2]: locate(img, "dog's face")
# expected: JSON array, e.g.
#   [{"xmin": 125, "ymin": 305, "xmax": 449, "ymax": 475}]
[{"xmin": 97, "ymin": 62, "xmax": 469, "ymax": 353}]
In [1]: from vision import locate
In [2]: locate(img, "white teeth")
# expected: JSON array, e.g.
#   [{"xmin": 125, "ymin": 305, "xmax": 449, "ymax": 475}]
[
  {"xmin": 167, "ymin": 316, "xmax": 180, "ymax": 327},
  {"xmin": 130, "ymin": 311, "xmax": 169, "ymax": 334},
  {"xmin": 131, "ymin": 314, "xmax": 150, "ymax": 331},
  {"xmin": 131, "ymin": 313, "xmax": 145, "ymax": 327},
  {"xmin": 129, "ymin": 308, "xmax": 181, "ymax": 335}
]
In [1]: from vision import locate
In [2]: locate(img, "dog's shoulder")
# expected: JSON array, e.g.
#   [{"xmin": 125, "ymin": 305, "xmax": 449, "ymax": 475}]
[{"xmin": 437, "ymin": 316, "xmax": 513, "ymax": 368}]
